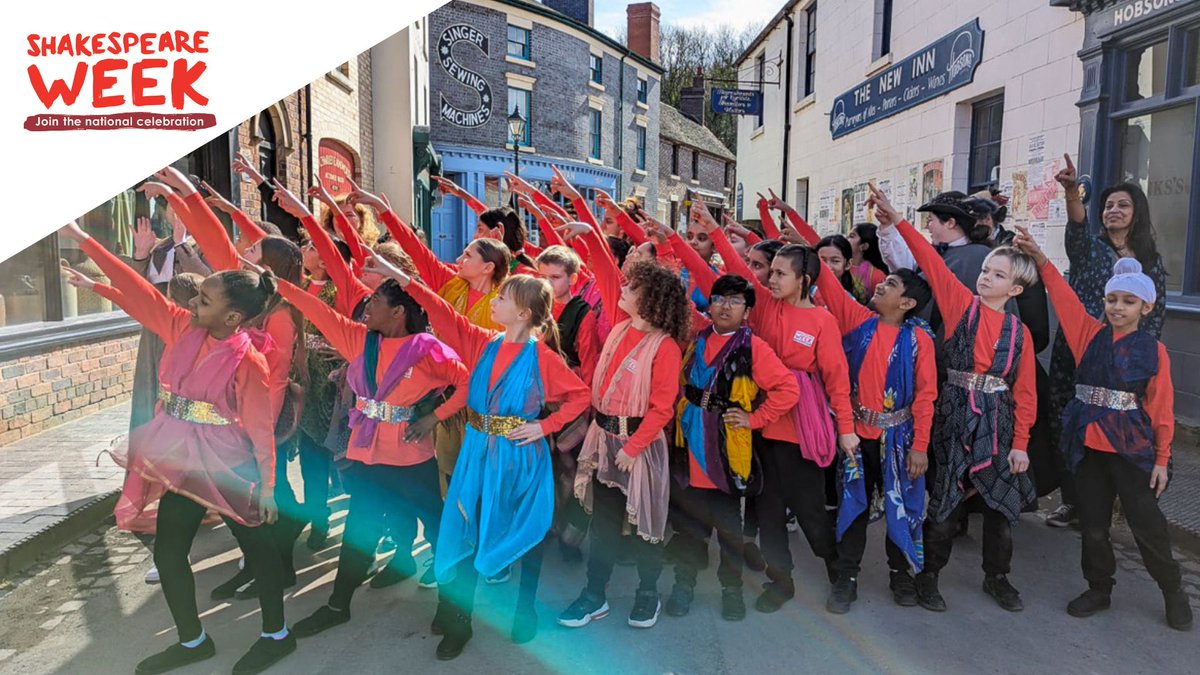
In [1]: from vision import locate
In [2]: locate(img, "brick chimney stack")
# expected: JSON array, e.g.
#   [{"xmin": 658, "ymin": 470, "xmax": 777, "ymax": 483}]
[
  {"xmin": 679, "ymin": 68, "xmax": 705, "ymax": 125},
  {"xmin": 626, "ymin": 3, "xmax": 661, "ymax": 64}
]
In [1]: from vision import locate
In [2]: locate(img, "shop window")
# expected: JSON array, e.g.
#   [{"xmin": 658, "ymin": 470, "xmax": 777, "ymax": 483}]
[
  {"xmin": 1118, "ymin": 103, "xmax": 1195, "ymax": 293},
  {"xmin": 969, "ymin": 95, "xmax": 1004, "ymax": 193},
  {"xmin": 1186, "ymin": 28, "xmax": 1200, "ymax": 88},
  {"xmin": 1124, "ymin": 39, "xmax": 1169, "ymax": 102},
  {"xmin": 507, "ymin": 26, "xmax": 531, "ymax": 60}
]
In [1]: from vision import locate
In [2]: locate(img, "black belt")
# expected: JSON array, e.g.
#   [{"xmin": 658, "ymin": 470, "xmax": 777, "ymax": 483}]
[
  {"xmin": 595, "ymin": 412, "xmax": 643, "ymax": 437},
  {"xmin": 683, "ymin": 385, "xmax": 731, "ymax": 412}
]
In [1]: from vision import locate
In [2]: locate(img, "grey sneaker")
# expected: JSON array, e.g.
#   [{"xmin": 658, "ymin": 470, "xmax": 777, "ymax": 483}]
[
  {"xmin": 557, "ymin": 590, "xmax": 610, "ymax": 628},
  {"xmin": 1045, "ymin": 504, "xmax": 1077, "ymax": 528},
  {"xmin": 628, "ymin": 590, "xmax": 661, "ymax": 628}
]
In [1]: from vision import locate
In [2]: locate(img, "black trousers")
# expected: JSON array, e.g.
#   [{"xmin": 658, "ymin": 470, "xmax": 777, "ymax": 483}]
[
  {"xmin": 586, "ymin": 479, "xmax": 664, "ymax": 596},
  {"xmin": 672, "ymin": 485, "xmax": 744, "ymax": 589},
  {"xmin": 298, "ymin": 431, "xmax": 332, "ymax": 532},
  {"xmin": 328, "ymin": 459, "xmax": 443, "ymax": 610},
  {"xmin": 271, "ymin": 441, "xmax": 304, "ymax": 575},
  {"xmin": 1076, "ymin": 450, "xmax": 1181, "ymax": 593},
  {"xmin": 834, "ymin": 439, "xmax": 910, "ymax": 576},
  {"xmin": 441, "ymin": 544, "xmax": 544, "ymax": 618},
  {"xmin": 155, "ymin": 490, "xmax": 284, "ymax": 641},
  {"xmin": 923, "ymin": 495, "xmax": 1012, "ymax": 576},
  {"xmin": 757, "ymin": 438, "xmax": 836, "ymax": 585}
]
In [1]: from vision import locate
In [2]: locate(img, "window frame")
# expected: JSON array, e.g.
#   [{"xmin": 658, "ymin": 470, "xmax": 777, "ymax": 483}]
[
  {"xmin": 804, "ymin": 4, "xmax": 818, "ymax": 98},
  {"xmin": 967, "ymin": 94, "xmax": 1005, "ymax": 194},
  {"xmin": 507, "ymin": 86, "xmax": 533, "ymax": 146},
  {"xmin": 506, "ymin": 25, "xmax": 531, "ymax": 60},
  {"xmin": 691, "ymin": 149, "xmax": 699, "ymax": 180},
  {"xmin": 636, "ymin": 125, "xmax": 647, "ymax": 171},
  {"xmin": 637, "ymin": 77, "xmax": 649, "ymax": 104},
  {"xmin": 589, "ymin": 53, "xmax": 603, "ymax": 85},
  {"xmin": 671, "ymin": 144, "xmax": 679, "ymax": 176},
  {"xmin": 589, "ymin": 108, "xmax": 602, "ymax": 160}
]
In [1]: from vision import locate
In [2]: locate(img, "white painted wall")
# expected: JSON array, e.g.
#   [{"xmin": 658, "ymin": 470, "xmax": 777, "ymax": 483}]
[
  {"xmin": 372, "ymin": 21, "xmax": 432, "ymax": 223},
  {"xmin": 737, "ymin": 0, "xmax": 1084, "ymax": 267}
]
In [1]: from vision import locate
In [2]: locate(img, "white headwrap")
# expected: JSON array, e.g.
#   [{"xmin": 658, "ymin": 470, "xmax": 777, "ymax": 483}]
[{"xmin": 1104, "ymin": 258, "xmax": 1156, "ymax": 305}]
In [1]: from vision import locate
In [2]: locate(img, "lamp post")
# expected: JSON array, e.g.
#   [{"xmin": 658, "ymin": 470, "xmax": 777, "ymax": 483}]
[{"xmin": 507, "ymin": 105, "xmax": 527, "ymax": 226}]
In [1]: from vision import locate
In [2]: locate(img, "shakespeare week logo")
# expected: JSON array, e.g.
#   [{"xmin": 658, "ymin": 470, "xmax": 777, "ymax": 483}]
[{"xmin": 24, "ymin": 31, "xmax": 215, "ymax": 132}]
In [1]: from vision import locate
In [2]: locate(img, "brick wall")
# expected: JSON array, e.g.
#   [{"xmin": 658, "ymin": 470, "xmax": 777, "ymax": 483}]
[
  {"xmin": 0, "ymin": 334, "xmax": 137, "ymax": 446},
  {"xmin": 235, "ymin": 93, "xmax": 308, "ymax": 222},
  {"xmin": 657, "ymin": 141, "xmax": 732, "ymax": 223}
]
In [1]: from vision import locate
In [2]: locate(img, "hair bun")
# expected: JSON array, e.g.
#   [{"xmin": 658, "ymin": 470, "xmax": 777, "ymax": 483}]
[
  {"xmin": 257, "ymin": 269, "xmax": 279, "ymax": 296},
  {"xmin": 1113, "ymin": 258, "xmax": 1143, "ymax": 276}
]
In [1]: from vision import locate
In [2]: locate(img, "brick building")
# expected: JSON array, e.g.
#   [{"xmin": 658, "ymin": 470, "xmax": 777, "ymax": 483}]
[
  {"xmin": 657, "ymin": 101, "xmax": 736, "ymax": 229},
  {"xmin": 426, "ymin": 0, "xmax": 664, "ymax": 259}
]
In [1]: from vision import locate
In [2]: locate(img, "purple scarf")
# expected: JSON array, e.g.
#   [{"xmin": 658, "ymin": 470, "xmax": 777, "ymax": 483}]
[{"xmin": 345, "ymin": 332, "xmax": 460, "ymax": 447}]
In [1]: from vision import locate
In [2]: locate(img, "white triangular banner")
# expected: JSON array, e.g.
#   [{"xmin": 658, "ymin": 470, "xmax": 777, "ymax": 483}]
[{"xmin": 1, "ymin": 0, "xmax": 449, "ymax": 263}]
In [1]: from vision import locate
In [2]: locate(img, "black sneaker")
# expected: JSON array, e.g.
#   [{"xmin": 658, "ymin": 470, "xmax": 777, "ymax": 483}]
[
  {"xmin": 721, "ymin": 587, "xmax": 746, "ymax": 621},
  {"xmin": 1165, "ymin": 590, "xmax": 1194, "ymax": 631},
  {"xmin": 754, "ymin": 580, "xmax": 795, "ymax": 614},
  {"xmin": 1067, "ymin": 589, "xmax": 1111, "ymax": 618},
  {"xmin": 983, "ymin": 574, "xmax": 1023, "ymax": 612},
  {"xmin": 370, "ymin": 560, "xmax": 416, "ymax": 589},
  {"xmin": 1045, "ymin": 504, "xmax": 1077, "ymax": 529},
  {"xmin": 824, "ymin": 558, "xmax": 838, "ymax": 585},
  {"xmin": 292, "ymin": 605, "xmax": 350, "ymax": 639},
  {"xmin": 628, "ymin": 590, "xmax": 661, "ymax": 628},
  {"xmin": 557, "ymin": 590, "xmax": 610, "ymax": 627},
  {"xmin": 435, "ymin": 611, "xmax": 473, "ymax": 660},
  {"xmin": 743, "ymin": 541, "xmax": 766, "ymax": 572},
  {"xmin": 511, "ymin": 606, "xmax": 537, "ymax": 644},
  {"xmin": 889, "ymin": 570, "xmax": 918, "ymax": 607},
  {"xmin": 825, "ymin": 576, "xmax": 858, "ymax": 614},
  {"xmin": 665, "ymin": 584, "xmax": 694, "ymax": 617},
  {"xmin": 560, "ymin": 541, "xmax": 583, "ymax": 565},
  {"xmin": 231, "ymin": 633, "xmax": 296, "ymax": 675},
  {"xmin": 915, "ymin": 572, "xmax": 946, "ymax": 612},
  {"xmin": 306, "ymin": 525, "xmax": 329, "ymax": 551},
  {"xmin": 211, "ymin": 569, "xmax": 253, "ymax": 601},
  {"xmin": 135, "ymin": 636, "xmax": 216, "ymax": 675},
  {"xmin": 430, "ymin": 599, "xmax": 453, "ymax": 635}
]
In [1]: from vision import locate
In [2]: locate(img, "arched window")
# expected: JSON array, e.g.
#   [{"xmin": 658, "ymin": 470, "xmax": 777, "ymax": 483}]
[{"xmin": 257, "ymin": 113, "xmax": 278, "ymax": 222}]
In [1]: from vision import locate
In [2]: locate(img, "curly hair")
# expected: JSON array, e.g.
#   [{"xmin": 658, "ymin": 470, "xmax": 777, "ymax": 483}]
[{"xmin": 623, "ymin": 259, "xmax": 692, "ymax": 343}]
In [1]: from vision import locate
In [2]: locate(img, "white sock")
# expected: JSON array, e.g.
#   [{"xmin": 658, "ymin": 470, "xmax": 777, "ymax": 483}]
[
  {"xmin": 261, "ymin": 626, "xmax": 289, "ymax": 640},
  {"xmin": 180, "ymin": 631, "xmax": 206, "ymax": 648}
]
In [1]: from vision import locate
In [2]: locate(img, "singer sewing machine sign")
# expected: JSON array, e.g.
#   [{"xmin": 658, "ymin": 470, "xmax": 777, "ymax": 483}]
[
  {"xmin": 438, "ymin": 23, "xmax": 493, "ymax": 128},
  {"xmin": 828, "ymin": 19, "xmax": 984, "ymax": 140}
]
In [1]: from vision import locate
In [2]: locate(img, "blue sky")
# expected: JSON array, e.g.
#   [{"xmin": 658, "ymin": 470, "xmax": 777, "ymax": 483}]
[{"xmin": 594, "ymin": 0, "xmax": 777, "ymax": 38}]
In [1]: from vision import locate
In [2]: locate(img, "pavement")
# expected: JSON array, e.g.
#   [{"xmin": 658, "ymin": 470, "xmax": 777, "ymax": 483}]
[{"xmin": 0, "ymin": 402, "xmax": 1199, "ymax": 672}]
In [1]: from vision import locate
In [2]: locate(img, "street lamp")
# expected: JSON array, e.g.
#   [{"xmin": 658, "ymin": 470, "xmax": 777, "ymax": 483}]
[{"xmin": 507, "ymin": 105, "xmax": 526, "ymax": 178}]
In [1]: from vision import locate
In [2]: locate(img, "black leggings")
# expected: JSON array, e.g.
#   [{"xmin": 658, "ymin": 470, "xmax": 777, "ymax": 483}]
[
  {"xmin": 586, "ymin": 480, "xmax": 663, "ymax": 596},
  {"xmin": 154, "ymin": 491, "xmax": 285, "ymax": 641}
]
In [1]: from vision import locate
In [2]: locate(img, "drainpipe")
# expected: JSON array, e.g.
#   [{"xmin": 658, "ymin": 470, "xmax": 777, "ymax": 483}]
[
  {"xmin": 781, "ymin": 14, "xmax": 794, "ymax": 198},
  {"xmin": 617, "ymin": 52, "xmax": 629, "ymax": 199},
  {"xmin": 305, "ymin": 84, "xmax": 314, "ymax": 192}
]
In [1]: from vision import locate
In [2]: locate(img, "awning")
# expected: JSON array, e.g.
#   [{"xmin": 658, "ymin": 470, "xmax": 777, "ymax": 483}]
[{"xmin": 688, "ymin": 187, "xmax": 730, "ymax": 207}]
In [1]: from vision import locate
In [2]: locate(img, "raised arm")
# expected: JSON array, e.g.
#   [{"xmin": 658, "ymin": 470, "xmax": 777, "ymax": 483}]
[
  {"xmin": 757, "ymin": 192, "xmax": 782, "ymax": 240},
  {"xmin": 389, "ymin": 265, "xmax": 495, "ymax": 364},
  {"xmin": 781, "ymin": 207, "xmax": 819, "ymax": 246},
  {"xmin": 153, "ymin": 167, "xmax": 241, "ymax": 272},
  {"xmin": 661, "ymin": 225, "xmax": 718, "ymax": 298},
  {"xmin": 1013, "ymin": 227, "xmax": 1101, "ymax": 361},
  {"xmin": 276, "ymin": 279, "xmax": 366, "ymax": 361},
  {"xmin": 201, "ymin": 180, "xmax": 268, "ymax": 246},
  {"xmin": 597, "ymin": 191, "xmax": 648, "ymax": 245},
  {"xmin": 814, "ymin": 258, "xmax": 872, "ymax": 335},
  {"xmin": 709, "ymin": 217, "xmax": 766, "ymax": 295},
  {"xmin": 1055, "ymin": 154, "xmax": 1087, "ymax": 226},
  {"xmin": 310, "ymin": 177, "xmax": 368, "ymax": 270},
  {"xmin": 433, "ymin": 175, "xmax": 488, "ymax": 215},
  {"xmin": 376, "ymin": 208, "xmax": 457, "ymax": 291}
]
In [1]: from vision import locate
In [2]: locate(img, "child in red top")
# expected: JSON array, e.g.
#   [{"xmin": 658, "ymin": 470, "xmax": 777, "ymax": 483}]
[
  {"xmin": 369, "ymin": 254, "xmax": 590, "ymax": 658},
  {"xmin": 60, "ymin": 222, "xmax": 296, "ymax": 675},
  {"xmin": 693, "ymin": 202, "xmax": 858, "ymax": 613},
  {"xmin": 815, "ymin": 259, "xmax": 937, "ymax": 613},
  {"xmin": 274, "ymin": 275, "xmax": 470, "ymax": 640},
  {"xmin": 870, "ymin": 184, "xmax": 1037, "ymax": 614},
  {"xmin": 1014, "ymin": 230, "xmax": 1191, "ymax": 631}
]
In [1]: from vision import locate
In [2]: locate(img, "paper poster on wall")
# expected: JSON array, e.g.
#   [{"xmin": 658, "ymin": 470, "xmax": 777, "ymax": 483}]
[
  {"xmin": 874, "ymin": 179, "xmax": 893, "ymax": 224},
  {"xmin": 1027, "ymin": 134, "xmax": 1046, "ymax": 165},
  {"xmin": 840, "ymin": 188, "xmax": 855, "ymax": 232},
  {"xmin": 818, "ymin": 188, "xmax": 836, "ymax": 233},
  {"xmin": 1011, "ymin": 171, "xmax": 1028, "ymax": 221},
  {"xmin": 853, "ymin": 183, "xmax": 869, "ymax": 223},
  {"xmin": 921, "ymin": 160, "xmax": 944, "ymax": 226},
  {"xmin": 1026, "ymin": 159, "xmax": 1060, "ymax": 220},
  {"xmin": 1029, "ymin": 221, "xmax": 1047, "ymax": 248},
  {"xmin": 906, "ymin": 166, "xmax": 920, "ymax": 223}
]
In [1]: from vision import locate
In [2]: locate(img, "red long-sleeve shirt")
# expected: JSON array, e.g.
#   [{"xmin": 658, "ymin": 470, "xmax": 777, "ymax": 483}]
[
  {"xmin": 381, "ymin": 208, "xmax": 491, "ymax": 310},
  {"xmin": 595, "ymin": 325, "xmax": 683, "ymax": 457},
  {"xmin": 895, "ymin": 219, "xmax": 1037, "ymax": 450},
  {"xmin": 82, "ymin": 236, "xmax": 276, "ymax": 489},
  {"xmin": 278, "ymin": 280, "xmax": 469, "ymax": 466},
  {"xmin": 668, "ymin": 230, "xmax": 720, "ymax": 298},
  {"xmin": 404, "ymin": 278, "xmax": 590, "ymax": 435},
  {"xmin": 711, "ymin": 225, "xmax": 855, "ymax": 439},
  {"xmin": 1040, "ymin": 261, "xmax": 1172, "ymax": 466},
  {"xmin": 757, "ymin": 198, "xmax": 781, "ymax": 240},
  {"xmin": 783, "ymin": 209, "xmax": 820, "ymax": 246},
  {"xmin": 688, "ymin": 330, "xmax": 800, "ymax": 488},
  {"xmin": 815, "ymin": 263, "xmax": 937, "ymax": 452},
  {"xmin": 329, "ymin": 208, "xmax": 368, "ymax": 272},
  {"xmin": 231, "ymin": 209, "xmax": 268, "ymax": 245},
  {"xmin": 302, "ymin": 213, "xmax": 371, "ymax": 315}
]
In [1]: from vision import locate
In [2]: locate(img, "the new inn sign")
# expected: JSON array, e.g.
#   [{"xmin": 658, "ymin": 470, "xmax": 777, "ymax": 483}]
[{"xmin": 829, "ymin": 19, "xmax": 984, "ymax": 140}]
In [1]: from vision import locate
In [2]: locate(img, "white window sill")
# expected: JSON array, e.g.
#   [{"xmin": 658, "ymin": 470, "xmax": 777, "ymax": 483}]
[
  {"xmin": 689, "ymin": 179, "xmax": 701, "ymax": 185},
  {"xmin": 325, "ymin": 69, "xmax": 354, "ymax": 94},
  {"xmin": 587, "ymin": 157, "xmax": 604, "ymax": 166},
  {"xmin": 669, "ymin": 174, "xmax": 680, "ymax": 180},
  {"xmin": 793, "ymin": 93, "xmax": 815, "ymax": 114},
  {"xmin": 633, "ymin": 169, "xmax": 647, "ymax": 176},
  {"xmin": 751, "ymin": 125, "xmax": 765, "ymax": 140},
  {"xmin": 588, "ymin": 80, "xmax": 606, "ymax": 93},
  {"xmin": 505, "ymin": 54, "xmax": 536, "ymax": 68},
  {"xmin": 636, "ymin": 100, "xmax": 649, "ymax": 110},
  {"xmin": 866, "ymin": 53, "xmax": 893, "ymax": 77}
]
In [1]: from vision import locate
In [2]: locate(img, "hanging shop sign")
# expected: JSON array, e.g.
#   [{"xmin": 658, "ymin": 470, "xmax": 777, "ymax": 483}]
[
  {"xmin": 711, "ymin": 88, "xmax": 763, "ymax": 116},
  {"xmin": 438, "ymin": 23, "xmax": 493, "ymax": 128}
]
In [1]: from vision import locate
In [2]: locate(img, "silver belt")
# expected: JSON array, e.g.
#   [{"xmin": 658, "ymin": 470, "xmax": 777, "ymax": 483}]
[
  {"xmin": 947, "ymin": 369, "xmax": 1009, "ymax": 394},
  {"xmin": 1075, "ymin": 385, "xmax": 1139, "ymax": 411},
  {"xmin": 354, "ymin": 396, "xmax": 416, "ymax": 424},
  {"xmin": 855, "ymin": 404, "xmax": 913, "ymax": 429}
]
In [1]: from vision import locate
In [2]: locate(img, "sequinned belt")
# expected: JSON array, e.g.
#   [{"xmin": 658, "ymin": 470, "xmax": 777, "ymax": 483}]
[
  {"xmin": 855, "ymin": 403, "xmax": 913, "ymax": 429},
  {"xmin": 158, "ymin": 390, "xmax": 231, "ymax": 425},
  {"xmin": 1075, "ymin": 384, "xmax": 1139, "ymax": 411},
  {"xmin": 947, "ymin": 369, "xmax": 1009, "ymax": 394},
  {"xmin": 595, "ymin": 412, "xmax": 643, "ymax": 438},
  {"xmin": 466, "ymin": 408, "xmax": 527, "ymax": 436},
  {"xmin": 355, "ymin": 396, "xmax": 416, "ymax": 424}
]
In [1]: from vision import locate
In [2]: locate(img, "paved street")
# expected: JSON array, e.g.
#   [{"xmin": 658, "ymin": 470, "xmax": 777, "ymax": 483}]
[{"xmin": 0, "ymin": 499, "xmax": 1198, "ymax": 674}]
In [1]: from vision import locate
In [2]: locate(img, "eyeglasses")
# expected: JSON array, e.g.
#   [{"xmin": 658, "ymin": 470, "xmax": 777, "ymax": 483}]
[{"xmin": 709, "ymin": 295, "xmax": 747, "ymax": 307}]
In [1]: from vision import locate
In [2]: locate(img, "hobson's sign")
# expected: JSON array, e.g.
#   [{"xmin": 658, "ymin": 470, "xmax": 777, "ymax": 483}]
[
  {"xmin": 1092, "ymin": 0, "xmax": 1196, "ymax": 38},
  {"xmin": 829, "ymin": 19, "xmax": 984, "ymax": 140}
]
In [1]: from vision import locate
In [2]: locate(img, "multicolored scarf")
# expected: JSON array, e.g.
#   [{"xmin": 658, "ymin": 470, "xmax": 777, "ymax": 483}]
[
  {"xmin": 345, "ymin": 332, "xmax": 460, "ymax": 448},
  {"xmin": 837, "ymin": 316, "xmax": 930, "ymax": 571},
  {"xmin": 1061, "ymin": 325, "xmax": 1159, "ymax": 475},
  {"xmin": 674, "ymin": 326, "xmax": 760, "ymax": 495},
  {"xmin": 438, "ymin": 276, "xmax": 502, "ymax": 331}
]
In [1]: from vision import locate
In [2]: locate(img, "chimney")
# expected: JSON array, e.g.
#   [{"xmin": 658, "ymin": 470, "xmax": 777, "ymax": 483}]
[
  {"xmin": 542, "ymin": 0, "xmax": 593, "ymax": 26},
  {"xmin": 626, "ymin": 2, "xmax": 661, "ymax": 63},
  {"xmin": 679, "ymin": 67, "xmax": 705, "ymax": 125}
]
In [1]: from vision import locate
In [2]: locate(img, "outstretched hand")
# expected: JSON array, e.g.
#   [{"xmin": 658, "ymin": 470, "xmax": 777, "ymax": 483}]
[
  {"xmin": 689, "ymin": 202, "xmax": 719, "ymax": 233},
  {"xmin": 345, "ymin": 177, "xmax": 388, "ymax": 212},
  {"xmin": 130, "ymin": 216, "xmax": 157, "ymax": 259},
  {"xmin": 61, "ymin": 263, "xmax": 96, "ymax": 290},
  {"xmin": 554, "ymin": 221, "xmax": 593, "ymax": 242},
  {"xmin": 201, "ymin": 181, "xmax": 238, "ymax": 215},
  {"xmin": 548, "ymin": 165, "xmax": 582, "ymax": 202},
  {"xmin": 362, "ymin": 254, "xmax": 411, "ymax": 286},
  {"xmin": 766, "ymin": 188, "xmax": 786, "ymax": 211},
  {"xmin": 866, "ymin": 182, "xmax": 900, "ymax": 228},
  {"xmin": 155, "ymin": 166, "xmax": 197, "ymax": 196},
  {"xmin": 1055, "ymin": 154, "xmax": 1078, "ymax": 191},
  {"xmin": 1012, "ymin": 225, "xmax": 1048, "ymax": 266},
  {"xmin": 58, "ymin": 220, "xmax": 88, "ymax": 242},
  {"xmin": 233, "ymin": 151, "xmax": 266, "ymax": 186},
  {"xmin": 270, "ymin": 178, "xmax": 311, "ymax": 219}
]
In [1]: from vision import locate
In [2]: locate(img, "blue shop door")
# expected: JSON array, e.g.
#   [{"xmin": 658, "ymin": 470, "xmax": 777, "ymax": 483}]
[{"xmin": 431, "ymin": 177, "xmax": 465, "ymax": 262}]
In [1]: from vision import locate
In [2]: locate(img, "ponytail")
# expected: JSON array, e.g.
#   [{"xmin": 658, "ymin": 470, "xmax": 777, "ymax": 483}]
[
  {"xmin": 216, "ymin": 268, "xmax": 277, "ymax": 324},
  {"xmin": 776, "ymin": 244, "xmax": 821, "ymax": 299}
]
